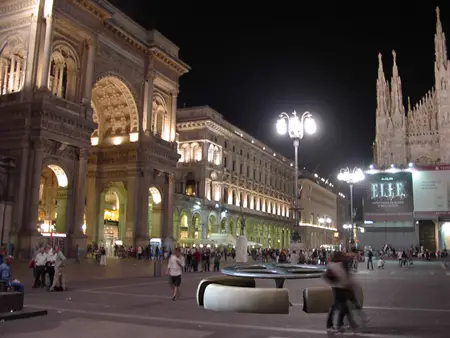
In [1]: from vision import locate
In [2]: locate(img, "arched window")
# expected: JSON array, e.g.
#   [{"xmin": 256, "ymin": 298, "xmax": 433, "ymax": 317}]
[
  {"xmin": 152, "ymin": 95, "xmax": 168, "ymax": 141},
  {"xmin": 207, "ymin": 144, "xmax": 214, "ymax": 163},
  {"xmin": 213, "ymin": 146, "xmax": 221, "ymax": 165},
  {"xmin": 49, "ymin": 44, "xmax": 79, "ymax": 101},
  {"xmin": 0, "ymin": 35, "xmax": 26, "ymax": 95},
  {"xmin": 192, "ymin": 143, "xmax": 202, "ymax": 162},
  {"xmin": 183, "ymin": 144, "xmax": 191, "ymax": 162}
]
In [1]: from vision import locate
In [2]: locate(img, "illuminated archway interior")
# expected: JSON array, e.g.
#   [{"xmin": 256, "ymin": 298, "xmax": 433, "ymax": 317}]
[
  {"xmin": 48, "ymin": 164, "xmax": 68, "ymax": 187},
  {"xmin": 103, "ymin": 190, "xmax": 120, "ymax": 254},
  {"xmin": 148, "ymin": 187, "xmax": 163, "ymax": 238},
  {"xmin": 38, "ymin": 165, "xmax": 69, "ymax": 233}
]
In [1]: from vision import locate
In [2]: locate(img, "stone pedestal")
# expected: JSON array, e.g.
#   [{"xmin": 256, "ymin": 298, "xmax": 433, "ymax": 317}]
[
  {"xmin": 67, "ymin": 233, "xmax": 87, "ymax": 259},
  {"xmin": 17, "ymin": 229, "xmax": 43, "ymax": 259},
  {"xmin": 163, "ymin": 236, "xmax": 174, "ymax": 252},
  {"xmin": 235, "ymin": 235, "xmax": 248, "ymax": 263},
  {"xmin": 135, "ymin": 235, "xmax": 149, "ymax": 248}
]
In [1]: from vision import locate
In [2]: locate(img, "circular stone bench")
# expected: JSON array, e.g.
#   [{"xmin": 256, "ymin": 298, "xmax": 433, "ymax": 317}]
[
  {"xmin": 0, "ymin": 292, "xmax": 24, "ymax": 313},
  {"xmin": 302, "ymin": 284, "xmax": 364, "ymax": 314},
  {"xmin": 203, "ymin": 283, "xmax": 290, "ymax": 314},
  {"xmin": 196, "ymin": 275, "xmax": 256, "ymax": 306}
]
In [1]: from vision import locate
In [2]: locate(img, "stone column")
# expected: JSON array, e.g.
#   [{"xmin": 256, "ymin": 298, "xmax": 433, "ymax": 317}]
[
  {"xmin": 144, "ymin": 70, "xmax": 154, "ymax": 133},
  {"xmin": 18, "ymin": 140, "xmax": 44, "ymax": 257},
  {"xmin": 125, "ymin": 176, "xmax": 139, "ymax": 246},
  {"xmin": 8, "ymin": 56, "xmax": 15, "ymax": 92},
  {"xmin": 51, "ymin": 64, "xmax": 58, "ymax": 94},
  {"xmin": 136, "ymin": 172, "xmax": 149, "ymax": 246},
  {"xmin": 85, "ymin": 172, "xmax": 99, "ymax": 244},
  {"xmin": 57, "ymin": 64, "xmax": 64, "ymax": 97},
  {"xmin": 0, "ymin": 60, "xmax": 4, "ymax": 92},
  {"xmin": 74, "ymin": 149, "xmax": 88, "ymax": 235},
  {"xmin": 23, "ymin": 9, "xmax": 39, "ymax": 93},
  {"xmin": 162, "ymin": 174, "xmax": 174, "ymax": 244},
  {"xmin": 14, "ymin": 57, "xmax": 21, "ymax": 90},
  {"xmin": 40, "ymin": 15, "xmax": 54, "ymax": 89},
  {"xmin": 3, "ymin": 60, "xmax": 8, "ymax": 94},
  {"xmin": 55, "ymin": 188, "xmax": 67, "ymax": 233},
  {"xmin": 170, "ymin": 91, "xmax": 178, "ymax": 142},
  {"xmin": 83, "ymin": 39, "xmax": 96, "ymax": 104}
]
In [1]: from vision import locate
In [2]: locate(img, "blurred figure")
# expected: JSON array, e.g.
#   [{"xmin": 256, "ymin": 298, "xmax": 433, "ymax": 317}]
[{"xmin": 324, "ymin": 251, "xmax": 357, "ymax": 333}]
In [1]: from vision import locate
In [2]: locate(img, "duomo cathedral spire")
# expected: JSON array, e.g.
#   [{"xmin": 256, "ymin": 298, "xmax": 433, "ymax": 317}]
[{"xmin": 374, "ymin": 7, "xmax": 450, "ymax": 168}]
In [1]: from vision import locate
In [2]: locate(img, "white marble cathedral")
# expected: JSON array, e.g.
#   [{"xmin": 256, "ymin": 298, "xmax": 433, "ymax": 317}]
[
  {"xmin": 374, "ymin": 8, "xmax": 450, "ymax": 167},
  {"xmin": 0, "ymin": 0, "xmax": 188, "ymax": 257}
]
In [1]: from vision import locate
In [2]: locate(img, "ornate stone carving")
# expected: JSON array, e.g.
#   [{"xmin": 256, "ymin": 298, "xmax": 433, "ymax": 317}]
[
  {"xmin": 91, "ymin": 76, "xmax": 139, "ymax": 138},
  {"xmin": 0, "ymin": 16, "xmax": 32, "ymax": 32},
  {"xmin": 0, "ymin": 0, "xmax": 37, "ymax": 15}
]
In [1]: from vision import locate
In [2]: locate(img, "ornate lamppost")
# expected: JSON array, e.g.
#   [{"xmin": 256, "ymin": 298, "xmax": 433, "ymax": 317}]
[
  {"xmin": 276, "ymin": 111, "xmax": 316, "ymax": 253},
  {"xmin": 337, "ymin": 167, "xmax": 365, "ymax": 246}
]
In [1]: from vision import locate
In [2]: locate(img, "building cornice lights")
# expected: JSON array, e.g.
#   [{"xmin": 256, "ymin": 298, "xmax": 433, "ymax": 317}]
[{"xmin": 299, "ymin": 223, "xmax": 337, "ymax": 231}]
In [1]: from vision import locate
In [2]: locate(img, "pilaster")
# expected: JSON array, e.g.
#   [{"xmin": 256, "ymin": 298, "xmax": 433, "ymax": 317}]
[
  {"xmin": 162, "ymin": 173, "xmax": 174, "ymax": 240},
  {"xmin": 74, "ymin": 149, "xmax": 88, "ymax": 236},
  {"xmin": 170, "ymin": 91, "xmax": 178, "ymax": 142},
  {"xmin": 39, "ymin": 15, "xmax": 54, "ymax": 89},
  {"xmin": 82, "ymin": 39, "xmax": 97, "ymax": 105},
  {"xmin": 136, "ymin": 172, "xmax": 150, "ymax": 246},
  {"xmin": 144, "ymin": 69, "xmax": 155, "ymax": 134}
]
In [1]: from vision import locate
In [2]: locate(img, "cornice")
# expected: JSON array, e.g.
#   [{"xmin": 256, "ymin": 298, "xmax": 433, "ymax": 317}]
[
  {"xmin": 149, "ymin": 47, "xmax": 190, "ymax": 76},
  {"xmin": 68, "ymin": 0, "xmax": 111, "ymax": 21},
  {"xmin": 177, "ymin": 119, "xmax": 292, "ymax": 169},
  {"xmin": 0, "ymin": 0, "xmax": 38, "ymax": 15}
]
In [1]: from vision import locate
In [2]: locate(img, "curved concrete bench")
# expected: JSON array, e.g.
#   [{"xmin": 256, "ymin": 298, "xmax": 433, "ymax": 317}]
[
  {"xmin": 203, "ymin": 284, "xmax": 290, "ymax": 314},
  {"xmin": 0, "ymin": 292, "xmax": 24, "ymax": 313},
  {"xmin": 302, "ymin": 284, "xmax": 364, "ymax": 314},
  {"xmin": 196, "ymin": 276, "xmax": 255, "ymax": 306}
]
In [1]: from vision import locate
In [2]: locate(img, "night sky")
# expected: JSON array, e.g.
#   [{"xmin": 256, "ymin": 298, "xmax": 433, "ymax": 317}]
[{"xmin": 110, "ymin": 0, "xmax": 448, "ymax": 181}]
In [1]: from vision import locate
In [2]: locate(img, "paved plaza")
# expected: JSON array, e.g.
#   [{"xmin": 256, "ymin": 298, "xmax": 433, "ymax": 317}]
[{"xmin": 2, "ymin": 260, "xmax": 450, "ymax": 338}]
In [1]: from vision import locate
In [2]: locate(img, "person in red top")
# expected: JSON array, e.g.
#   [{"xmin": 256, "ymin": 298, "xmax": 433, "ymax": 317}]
[{"xmin": 192, "ymin": 249, "xmax": 201, "ymax": 272}]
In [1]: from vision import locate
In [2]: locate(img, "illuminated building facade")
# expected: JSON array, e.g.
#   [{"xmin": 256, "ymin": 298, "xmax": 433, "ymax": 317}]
[
  {"xmin": 0, "ymin": 0, "xmax": 188, "ymax": 256},
  {"xmin": 173, "ymin": 106, "xmax": 293, "ymax": 248},
  {"xmin": 374, "ymin": 8, "xmax": 450, "ymax": 168}
]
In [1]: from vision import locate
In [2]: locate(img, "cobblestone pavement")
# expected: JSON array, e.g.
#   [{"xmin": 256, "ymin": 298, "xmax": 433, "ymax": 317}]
[{"xmin": 2, "ymin": 260, "xmax": 450, "ymax": 338}]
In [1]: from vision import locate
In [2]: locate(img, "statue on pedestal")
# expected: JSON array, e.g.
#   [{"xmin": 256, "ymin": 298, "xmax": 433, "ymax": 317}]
[{"xmin": 235, "ymin": 206, "xmax": 248, "ymax": 263}]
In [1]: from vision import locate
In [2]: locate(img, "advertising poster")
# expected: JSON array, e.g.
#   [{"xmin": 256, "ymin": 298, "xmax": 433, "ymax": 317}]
[
  {"xmin": 363, "ymin": 172, "xmax": 413, "ymax": 221},
  {"xmin": 413, "ymin": 166, "xmax": 450, "ymax": 218}
]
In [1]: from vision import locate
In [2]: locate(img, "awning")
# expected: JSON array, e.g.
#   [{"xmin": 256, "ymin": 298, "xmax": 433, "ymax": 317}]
[{"xmin": 209, "ymin": 233, "xmax": 236, "ymax": 246}]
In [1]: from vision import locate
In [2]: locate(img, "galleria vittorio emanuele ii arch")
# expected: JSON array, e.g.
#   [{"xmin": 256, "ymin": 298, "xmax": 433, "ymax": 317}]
[{"xmin": 0, "ymin": 0, "xmax": 188, "ymax": 257}]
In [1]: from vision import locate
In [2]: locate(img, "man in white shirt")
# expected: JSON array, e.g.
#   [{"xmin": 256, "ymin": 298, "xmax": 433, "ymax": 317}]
[
  {"xmin": 49, "ymin": 246, "xmax": 67, "ymax": 291},
  {"xmin": 33, "ymin": 247, "xmax": 47, "ymax": 288},
  {"xmin": 167, "ymin": 248, "xmax": 185, "ymax": 301}
]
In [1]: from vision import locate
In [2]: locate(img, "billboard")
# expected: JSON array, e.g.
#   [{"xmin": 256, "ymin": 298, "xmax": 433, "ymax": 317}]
[
  {"xmin": 413, "ymin": 166, "xmax": 450, "ymax": 218},
  {"xmin": 363, "ymin": 172, "xmax": 413, "ymax": 221}
]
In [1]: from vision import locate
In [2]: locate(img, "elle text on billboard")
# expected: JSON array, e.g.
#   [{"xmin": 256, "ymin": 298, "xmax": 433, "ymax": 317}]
[{"xmin": 363, "ymin": 172, "xmax": 414, "ymax": 222}]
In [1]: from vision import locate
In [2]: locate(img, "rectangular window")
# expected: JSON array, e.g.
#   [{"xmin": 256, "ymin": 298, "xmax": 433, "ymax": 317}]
[
  {"xmin": 240, "ymin": 163, "xmax": 243, "ymax": 174},
  {"xmin": 232, "ymin": 160, "xmax": 236, "ymax": 171}
]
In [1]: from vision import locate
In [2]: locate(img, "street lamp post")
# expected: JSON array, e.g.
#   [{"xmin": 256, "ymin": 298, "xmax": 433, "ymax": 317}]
[
  {"xmin": 337, "ymin": 167, "xmax": 365, "ymax": 247},
  {"xmin": 276, "ymin": 111, "xmax": 316, "ymax": 252}
]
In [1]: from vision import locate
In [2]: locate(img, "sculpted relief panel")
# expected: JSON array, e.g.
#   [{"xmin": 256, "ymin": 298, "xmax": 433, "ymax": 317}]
[{"xmin": 91, "ymin": 76, "xmax": 139, "ymax": 141}]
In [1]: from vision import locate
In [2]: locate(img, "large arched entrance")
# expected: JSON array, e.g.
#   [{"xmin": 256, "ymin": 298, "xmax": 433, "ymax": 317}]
[
  {"xmin": 90, "ymin": 75, "xmax": 139, "ymax": 146},
  {"xmin": 100, "ymin": 187, "xmax": 126, "ymax": 255},
  {"xmin": 38, "ymin": 165, "xmax": 69, "ymax": 235},
  {"xmin": 148, "ymin": 186, "xmax": 162, "ymax": 238},
  {"xmin": 208, "ymin": 214, "xmax": 216, "ymax": 239},
  {"xmin": 179, "ymin": 210, "xmax": 190, "ymax": 243},
  {"xmin": 192, "ymin": 213, "xmax": 201, "ymax": 239}
]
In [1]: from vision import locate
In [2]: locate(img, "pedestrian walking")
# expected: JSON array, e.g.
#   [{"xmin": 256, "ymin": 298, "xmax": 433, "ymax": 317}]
[
  {"xmin": 213, "ymin": 252, "xmax": 221, "ymax": 272},
  {"xmin": 323, "ymin": 251, "xmax": 358, "ymax": 333},
  {"xmin": 367, "ymin": 249, "xmax": 374, "ymax": 270},
  {"xmin": 167, "ymin": 248, "xmax": 185, "ymax": 301}
]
